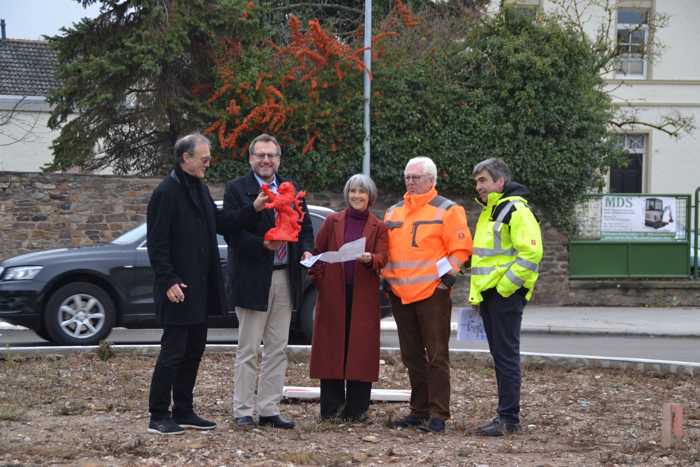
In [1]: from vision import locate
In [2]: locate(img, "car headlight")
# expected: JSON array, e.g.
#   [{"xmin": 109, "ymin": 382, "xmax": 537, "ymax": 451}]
[{"xmin": 2, "ymin": 266, "xmax": 43, "ymax": 280}]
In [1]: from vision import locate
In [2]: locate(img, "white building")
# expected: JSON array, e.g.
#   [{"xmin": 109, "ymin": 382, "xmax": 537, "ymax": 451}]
[
  {"xmin": 0, "ymin": 32, "xmax": 62, "ymax": 172},
  {"xmin": 497, "ymin": 0, "xmax": 700, "ymax": 197}
]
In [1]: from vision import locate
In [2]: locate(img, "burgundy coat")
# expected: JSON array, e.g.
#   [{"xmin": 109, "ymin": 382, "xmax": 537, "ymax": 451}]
[{"xmin": 309, "ymin": 209, "xmax": 388, "ymax": 382}]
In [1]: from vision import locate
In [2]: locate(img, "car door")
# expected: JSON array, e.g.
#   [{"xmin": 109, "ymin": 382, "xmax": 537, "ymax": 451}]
[{"xmin": 128, "ymin": 236, "xmax": 157, "ymax": 320}]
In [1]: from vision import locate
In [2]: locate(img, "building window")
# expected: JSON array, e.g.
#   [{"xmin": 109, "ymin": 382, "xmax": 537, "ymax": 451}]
[
  {"xmin": 610, "ymin": 134, "xmax": 646, "ymax": 193},
  {"xmin": 513, "ymin": 5, "xmax": 537, "ymax": 19},
  {"xmin": 616, "ymin": 8, "xmax": 649, "ymax": 78},
  {"xmin": 503, "ymin": 0, "xmax": 539, "ymax": 20}
]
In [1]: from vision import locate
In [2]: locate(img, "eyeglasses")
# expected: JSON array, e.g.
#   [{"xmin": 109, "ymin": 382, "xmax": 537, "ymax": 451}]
[
  {"xmin": 185, "ymin": 153, "xmax": 211, "ymax": 164},
  {"xmin": 404, "ymin": 174, "xmax": 428, "ymax": 182},
  {"xmin": 252, "ymin": 152, "xmax": 280, "ymax": 160}
]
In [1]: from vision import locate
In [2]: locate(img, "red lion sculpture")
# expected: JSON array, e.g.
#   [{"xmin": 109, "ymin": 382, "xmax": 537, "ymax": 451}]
[{"xmin": 261, "ymin": 182, "xmax": 306, "ymax": 242}]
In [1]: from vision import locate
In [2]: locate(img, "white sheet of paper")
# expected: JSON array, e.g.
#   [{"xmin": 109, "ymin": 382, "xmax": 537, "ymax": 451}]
[
  {"xmin": 299, "ymin": 237, "xmax": 366, "ymax": 268},
  {"xmin": 436, "ymin": 256, "xmax": 452, "ymax": 276},
  {"xmin": 456, "ymin": 307, "xmax": 487, "ymax": 341},
  {"xmin": 300, "ymin": 254, "xmax": 321, "ymax": 268}
]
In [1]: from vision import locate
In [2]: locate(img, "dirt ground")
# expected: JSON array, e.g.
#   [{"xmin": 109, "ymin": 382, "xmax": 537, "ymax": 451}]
[{"xmin": 1, "ymin": 349, "xmax": 698, "ymax": 466}]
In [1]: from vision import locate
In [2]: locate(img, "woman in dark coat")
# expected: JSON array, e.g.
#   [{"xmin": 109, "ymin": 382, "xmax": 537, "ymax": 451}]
[{"xmin": 309, "ymin": 174, "xmax": 388, "ymax": 421}]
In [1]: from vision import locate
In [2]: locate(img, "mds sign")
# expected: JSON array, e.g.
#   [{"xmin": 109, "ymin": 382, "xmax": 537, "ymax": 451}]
[
  {"xmin": 569, "ymin": 194, "xmax": 690, "ymax": 278},
  {"xmin": 601, "ymin": 195, "xmax": 679, "ymax": 239}
]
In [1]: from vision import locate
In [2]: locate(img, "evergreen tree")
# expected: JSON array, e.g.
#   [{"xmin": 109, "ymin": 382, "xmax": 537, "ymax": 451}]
[{"xmin": 47, "ymin": 0, "xmax": 259, "ymax": 174}]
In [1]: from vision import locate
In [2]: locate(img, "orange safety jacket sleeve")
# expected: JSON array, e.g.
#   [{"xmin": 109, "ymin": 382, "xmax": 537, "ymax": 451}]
[{"xmin": 442, "ymin": 204, "xmax": 473, "ymax": 271}]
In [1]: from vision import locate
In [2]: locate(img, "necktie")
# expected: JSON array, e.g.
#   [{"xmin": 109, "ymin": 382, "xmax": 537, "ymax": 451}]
[{"xmin": 276, "ymin": 242, "xmax": 287, "ymax": 263}]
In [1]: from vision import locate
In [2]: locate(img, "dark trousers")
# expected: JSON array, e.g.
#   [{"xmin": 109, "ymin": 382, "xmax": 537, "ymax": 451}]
[
  {"xmin": 320, "ymin": 286, "xmax": 372, "ymax": 420},
  {"xmin": 389, "ymin": 287, "xmax": 452, "ymax": 420},
  {"xmin": 148, "ymin": 323, "xmax": 207, "ymax": 420},
  {"xmin": 479, "ymin": 289, "xmax": 525, "ymax": 424}
]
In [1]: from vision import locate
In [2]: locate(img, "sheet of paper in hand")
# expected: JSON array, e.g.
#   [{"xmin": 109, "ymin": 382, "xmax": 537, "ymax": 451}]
[
  {"xmin": 456, "ymin": 307, "xmax": 487, "ymax": 342},
  {"xmin": 300, "ymin": 237, "xmax": 366, "ymax": 268}
]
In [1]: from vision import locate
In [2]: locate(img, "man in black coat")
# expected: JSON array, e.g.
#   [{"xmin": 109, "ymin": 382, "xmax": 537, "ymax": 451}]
[
  {"xmin": 146, "ymin": 133, "xmax": 268, "ymax": 435},
  {"xmin": 225, "ymin": 133, "xmax": 313, "ymax": 429}
]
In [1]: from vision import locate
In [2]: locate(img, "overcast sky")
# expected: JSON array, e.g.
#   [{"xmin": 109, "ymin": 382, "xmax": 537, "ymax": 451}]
[{"xmin": 1, "ymin": 0, "xmax": 101, "ymax": 40}]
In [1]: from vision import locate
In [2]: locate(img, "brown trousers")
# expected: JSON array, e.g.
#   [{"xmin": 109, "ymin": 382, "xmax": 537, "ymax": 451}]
[{"xmin": 389, "ymin": 287, "xmax": 452, "ymax": 420}]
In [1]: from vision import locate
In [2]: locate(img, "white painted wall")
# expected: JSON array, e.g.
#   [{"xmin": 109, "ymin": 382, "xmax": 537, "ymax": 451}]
[
  {"xmin": 652, "ymin": 0, "xmax": 700, "ymax": 80},
  {"xmin": 637, "ymin": 107, "xmax": 700, "ymax": 194},
  {"xmin": 0, "ymin": 97, "xmax": 113, "ymax": 174},
  {"xmin": 0, "ymin": 97, "xmax": 57, "ymax": 172}
]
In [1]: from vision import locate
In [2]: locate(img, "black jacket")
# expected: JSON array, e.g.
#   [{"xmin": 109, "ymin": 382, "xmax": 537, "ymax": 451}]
[
  {"xmin": 224, "ymin": 171, "xmax": 314, "ymax": 312},
  {"xmin": 146, "ymin": 168, "xmax": 257, "ymax": 326}
]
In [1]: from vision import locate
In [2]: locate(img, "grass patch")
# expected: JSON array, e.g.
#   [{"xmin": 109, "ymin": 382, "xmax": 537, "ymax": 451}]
[
  {"xmin": 297, "ymin": 418, "xmax": 340, "ymax": 433},
  {"xmin": 52, "ymin": 400, "xmax": 89, "ymax": 416},
  {"xmin": 0, "ymin": 404, "xmax": 25, "ymax": 421},
  {"xmin": 275, "ymin": 451, "xmax": 322, "ymax": 464},
  {"xmin": 96, "ymin": 340, "xmax": 114, "ymax": 361}
]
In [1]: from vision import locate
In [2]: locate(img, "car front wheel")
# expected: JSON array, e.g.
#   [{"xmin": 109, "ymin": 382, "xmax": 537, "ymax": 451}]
[{"xmin": 44, "ymin": 282, "xmax": 116, "ymax": 345}]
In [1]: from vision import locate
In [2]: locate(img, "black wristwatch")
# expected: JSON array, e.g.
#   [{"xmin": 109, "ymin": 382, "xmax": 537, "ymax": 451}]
[{"xmin": 440, "ymin": 274, "xmax": 456, "ymax": 288}]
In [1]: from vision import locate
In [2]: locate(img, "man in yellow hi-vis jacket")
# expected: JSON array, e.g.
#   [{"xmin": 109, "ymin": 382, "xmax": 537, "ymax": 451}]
[{"xmin": 470, "ymin": 158, "xmax": 543, "ymax": 437}]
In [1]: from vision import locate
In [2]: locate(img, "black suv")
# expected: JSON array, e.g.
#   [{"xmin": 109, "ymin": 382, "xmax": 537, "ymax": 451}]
[{"xmin": 0, "ymin": 204, "xmax": 387, "ymax": 345}]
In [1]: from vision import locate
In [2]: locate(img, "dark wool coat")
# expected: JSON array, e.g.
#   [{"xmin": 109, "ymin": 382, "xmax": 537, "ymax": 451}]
[
  {"xmin": 147, "ymin": 169, "xmax": 257, "ymax": 326},
  {"xmin": 223, "ymin": 171, "xmax": 314, "ymax": 312},
  {"xmin": 309, "ymin": 210, "xmax": 388, "ymax": 382}
]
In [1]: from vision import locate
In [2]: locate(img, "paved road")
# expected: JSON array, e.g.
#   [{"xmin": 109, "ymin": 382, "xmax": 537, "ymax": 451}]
[
  {"xmin": 384, "ymin": 331, "xmax": 700, "ymax": 363},
  {"xmin": 2, "ymin": 326, "xmax": 698, "ymax": 364}
]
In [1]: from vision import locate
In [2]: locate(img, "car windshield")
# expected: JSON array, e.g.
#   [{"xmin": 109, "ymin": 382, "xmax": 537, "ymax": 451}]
[{"xmin": 112, "ymin": 224, "xmax": 147, "ymax": 245}]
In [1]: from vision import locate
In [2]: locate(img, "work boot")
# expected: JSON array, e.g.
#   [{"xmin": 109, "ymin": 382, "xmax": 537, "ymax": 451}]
[
  {"xmin": 417, "ymin": 417, "xmax": 445, "ymax": 433},
  {"xmin": 391, "ymin": 414, "xmax": 428, "ymax": 429},
  {"xmin": 477, "ymin": 417, "xmax": 521, "ymax": 436}
]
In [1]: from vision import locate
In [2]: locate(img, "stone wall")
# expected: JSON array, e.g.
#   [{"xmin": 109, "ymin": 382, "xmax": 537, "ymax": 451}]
[
  {"xmin": 0, "ymin": 172, "xmax": 167, "ymax": 257},
  {"xmin": 1, "ymin": 171, "xmax": 697, "ymax": 307}
]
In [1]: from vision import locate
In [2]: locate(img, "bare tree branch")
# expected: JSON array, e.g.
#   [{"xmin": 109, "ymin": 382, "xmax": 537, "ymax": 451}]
[
  {"xmin": 609, "ymin": 110, "xmax": 696, "ymax": 139},
  {"xmin": 0, "ymin": 97, "xmax": 41, "ymax": 147}
]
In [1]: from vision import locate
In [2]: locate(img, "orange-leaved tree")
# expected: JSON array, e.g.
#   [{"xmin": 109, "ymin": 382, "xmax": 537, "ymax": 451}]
[{"xmin": 204, "ymin": 0, "xmax": 416, "ymax": 167}]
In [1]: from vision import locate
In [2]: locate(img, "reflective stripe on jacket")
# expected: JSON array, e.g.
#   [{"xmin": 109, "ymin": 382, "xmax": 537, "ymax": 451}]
[
  {"xmin": 383, "ymin": 188, "xmax": 472, "ymax": 305},
  {"xmin": 469, "ymin": 191, "xmax": 543, "ymax": 305}
]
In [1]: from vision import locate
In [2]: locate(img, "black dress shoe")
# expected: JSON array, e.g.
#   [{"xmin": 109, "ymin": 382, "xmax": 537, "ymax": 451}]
[
  {"xmin": 417, "ymin": 417, "xmax": 445, "ymax": 433},
  {"xmin": 477, "ymin": 417, "xmax": 521, "ymax": 436},
  {"xmin": 391, "ymin": 414, "xmax": 428, "ymax": 429},
  {"xmin": 234, "ymin": 416, "xmax": 256, "ymax": 429},
  {"xmin": 258, "ymin": 414, "xmax": 295, "ymax": 429}
]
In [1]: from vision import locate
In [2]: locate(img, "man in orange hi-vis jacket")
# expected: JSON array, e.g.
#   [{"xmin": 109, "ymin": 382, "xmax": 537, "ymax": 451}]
[{"xmin": 383, "ymin": 156, "xmax": 472, "ymax": 434}]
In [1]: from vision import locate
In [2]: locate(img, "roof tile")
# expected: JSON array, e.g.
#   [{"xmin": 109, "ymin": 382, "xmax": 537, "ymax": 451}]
[{"xmin": 0, "ymin": 38, "xmax": 59, "ymax": 97}]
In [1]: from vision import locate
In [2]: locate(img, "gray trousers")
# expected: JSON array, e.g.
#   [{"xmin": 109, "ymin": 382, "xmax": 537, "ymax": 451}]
[{"xmin": 233, "ymin": 270, "xmax": 293, "ymax": 418}]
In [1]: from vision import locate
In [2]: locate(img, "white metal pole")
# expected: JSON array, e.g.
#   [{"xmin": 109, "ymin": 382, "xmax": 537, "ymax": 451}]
[{"xmin": 362, "ymin": 0, "xmax": 372, "ymax": 176}]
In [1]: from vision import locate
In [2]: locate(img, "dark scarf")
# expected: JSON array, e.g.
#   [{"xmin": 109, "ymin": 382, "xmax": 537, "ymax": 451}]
[
  {"xmin": 175, "ymin": 165, "xmax": 205, "ymax": 213},
  {"xmin": 344, "ymin": 207, "xmax": 369, "ymax": 285}
]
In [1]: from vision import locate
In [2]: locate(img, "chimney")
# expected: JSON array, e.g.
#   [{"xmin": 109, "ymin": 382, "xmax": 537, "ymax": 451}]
[{"xmin": 1, "ymin": 19, "xmax": 6, "ymax": 40}]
